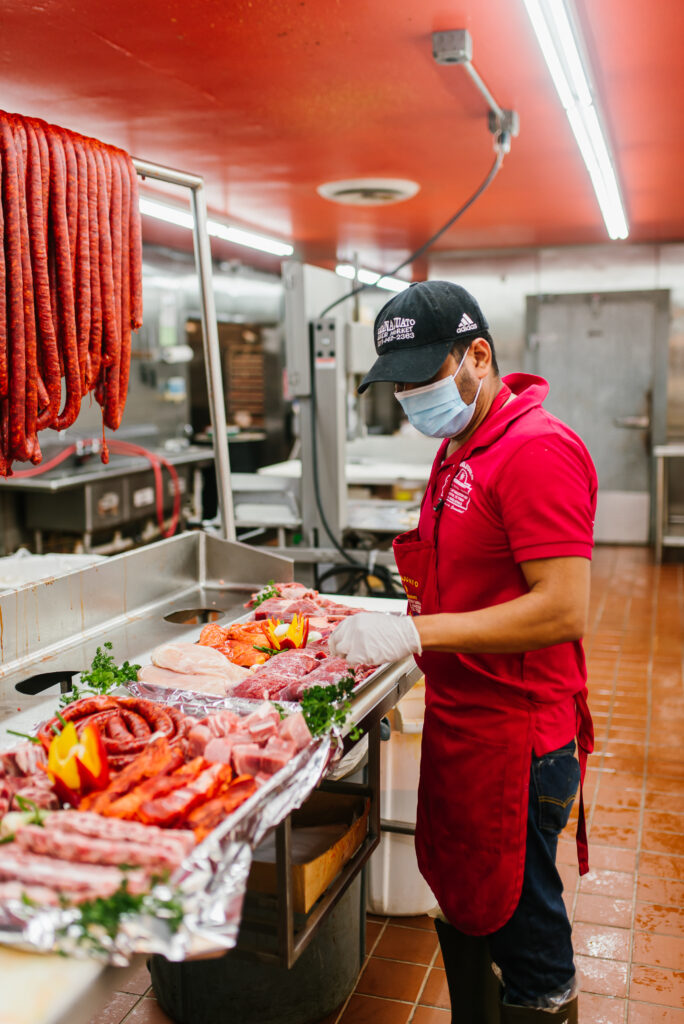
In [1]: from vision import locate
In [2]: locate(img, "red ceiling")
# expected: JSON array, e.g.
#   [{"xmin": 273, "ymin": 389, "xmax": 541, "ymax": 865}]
[{"xmin": 1, "ymin": 0, "xmax": 682, "ymax": 276}]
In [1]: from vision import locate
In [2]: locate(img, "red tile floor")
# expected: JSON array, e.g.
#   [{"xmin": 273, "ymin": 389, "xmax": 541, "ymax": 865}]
[{"xmin": 94, "ymin": 546, "xmax": 684, "ymax": 1023}]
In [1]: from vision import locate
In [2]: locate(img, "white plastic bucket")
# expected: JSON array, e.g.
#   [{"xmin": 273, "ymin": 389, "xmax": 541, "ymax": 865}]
[{"xmin": 367, "ymin": 679, "xmax": 437, "ymax": 916}]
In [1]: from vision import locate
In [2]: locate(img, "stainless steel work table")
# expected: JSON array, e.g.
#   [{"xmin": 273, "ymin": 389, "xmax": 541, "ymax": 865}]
[
  {"xmin": 0, "ymin": 533, "xmax": 421, "ymax": 1020},
  {"xmin": 653, "ymin": 443, "xmax": 684, "ymax": 563},
  {"xmin": 0, "ymin": 445, "xmax": 214, "ymax": 491},
  {"xmin": 0, "ymin": 446, "xmax": 216, "ymax": 553},
  {"xmin": 258, "ymin": 457, "xmax": 430, "ymax": 489}
]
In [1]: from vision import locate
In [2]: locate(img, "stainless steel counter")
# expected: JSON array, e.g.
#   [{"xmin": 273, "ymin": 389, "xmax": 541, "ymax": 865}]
[
  {"xmin": 0, "ymin": 533, "xmax": 421, "ymax": 1020},
  {"xmin": 0, "ymin": 447, "xmax": 216, "ymax": 552},
  {"xmin": 0, "ymin": 532, "xmax": 291, "ymax": 701},
  {"xmin": 0, "ymin": 445, "xmax": 214, "ymax": 492},
  {"xmin": 653, "ymin": 443, "xmax": 684, "ymax": 562}
]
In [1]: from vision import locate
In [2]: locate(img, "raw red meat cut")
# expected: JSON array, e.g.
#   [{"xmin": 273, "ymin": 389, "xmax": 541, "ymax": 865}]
[
  {"xmin": 231, "ymin": 649, "xmax": 321, "ymax": 700},
  {"xmin": 232, "ymin": 743, "xmax": 263, "ymax": 776},
  {"xmin": 278, "ymin": 657, "xmax": 352, "ymax": 701},
  {"xmin": 203, "ymin": 736, "xmax": 235, "ymax": 764},
  {"xmin": 0, "ymin": 850, "xmax": 148, "ymax": 897},
  {"xmin": 0, "ymin": 882, "xmax": 61, "ymax": 906},
  {"xmin": 44, "ymin": 811, "xmax": 195, "ymax": 858},
  {"xmin": 252, "ymin": 597, "xmax": 324, "ymax": 621},
  {"xmin": 187, "ymin": 724, "xmax": 212, "ymax": 758},
  {"xmin": 205, "ymin": 710, "xmax": 241, "ymax": 737},
  {"xmin": 242, "ymin": 704, "xmax": 280, "ymax": 742},
  {"xmin": 259, "ymin": 736, "xmax": 296, "ymax": 774},
  {"xmin": 246, "ymin": 581, "xmax": 318, "ymax": 607},
  {"xmin": 11, "ymin": 779, "xmax": 59, "ymax": 810},
  {"xmin": 278, "ymin": 712, "xmax": 312, "ymax": 751},
  {"xmin": 15, "ymin": 824, "xmax": 186, "ymax": 873}
]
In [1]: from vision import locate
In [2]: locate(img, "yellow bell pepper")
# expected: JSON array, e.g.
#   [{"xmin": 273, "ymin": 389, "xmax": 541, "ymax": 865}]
[
  {"xmin": 261, "ymin": 614, "xmax": 310, "ymax": 652},
  {"xmin": 47, "ymin": 721, "xmax": 109, "ymax": 805}
]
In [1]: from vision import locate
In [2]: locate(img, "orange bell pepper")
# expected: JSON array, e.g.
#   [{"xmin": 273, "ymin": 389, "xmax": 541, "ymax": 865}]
[{"xmin": 47, "ymin": 721, "xmax": 110, "ymax": 806}]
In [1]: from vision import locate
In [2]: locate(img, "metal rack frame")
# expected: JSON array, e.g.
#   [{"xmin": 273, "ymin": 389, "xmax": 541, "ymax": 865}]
[
  {"xmin": 235, "ymin": 660, "xmax": 422, "ymax": 969},
  {"xmin": 653, "ymin": 443, "xmax": 684, "ymax": 562},
  {"xmin": 131, "ymin": 157, "xmax": 236, "ymax": 542}
]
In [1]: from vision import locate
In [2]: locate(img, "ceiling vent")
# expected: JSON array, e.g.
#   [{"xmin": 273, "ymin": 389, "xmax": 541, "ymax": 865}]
[{"xmin": 317, "ymin": 178, "xmax": 420, "ymax": 206}]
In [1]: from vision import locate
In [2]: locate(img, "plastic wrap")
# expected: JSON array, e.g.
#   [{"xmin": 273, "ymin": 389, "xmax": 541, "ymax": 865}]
[{"xmin": 0, "ymin": 695, "xmax": 331, "ymax": 965}]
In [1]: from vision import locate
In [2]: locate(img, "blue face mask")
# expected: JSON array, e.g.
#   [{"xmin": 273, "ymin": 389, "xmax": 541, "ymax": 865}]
[{"xmin": 395, "ymin": 350, "xmax": 482, "ymax": 438}]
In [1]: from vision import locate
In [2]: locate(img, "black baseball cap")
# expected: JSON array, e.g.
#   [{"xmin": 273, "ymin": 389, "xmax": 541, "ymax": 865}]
[{"xmin": 357, "ymin": 280, "xmax": 489, "ymax": 394}]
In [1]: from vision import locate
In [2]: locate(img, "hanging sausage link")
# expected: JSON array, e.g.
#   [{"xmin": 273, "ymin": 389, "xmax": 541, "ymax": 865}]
[{"xmin": 0, "ymin": 110, "xmax": 143, "ymax": 474}]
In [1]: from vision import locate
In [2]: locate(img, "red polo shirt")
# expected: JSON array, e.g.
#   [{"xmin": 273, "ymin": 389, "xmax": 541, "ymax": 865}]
[{"xmin": 418, "ymin": 373, "xmax": 598, "ymax": 755}]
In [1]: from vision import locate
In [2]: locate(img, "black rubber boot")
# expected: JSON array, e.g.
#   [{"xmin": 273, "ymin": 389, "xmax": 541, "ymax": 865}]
[
  {"xmin": 434, "ymin": 918, "xmax": 502, "ymax": 1024},
  {"xmin": 500, "ymin": 996, "xmax": 578, "ymax": 1023}
]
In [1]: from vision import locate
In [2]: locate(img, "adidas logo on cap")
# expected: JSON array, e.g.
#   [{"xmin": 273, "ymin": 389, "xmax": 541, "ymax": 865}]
[{"xmin": 456, "ymin": 312, "xmax": 477, "ymax": 333}]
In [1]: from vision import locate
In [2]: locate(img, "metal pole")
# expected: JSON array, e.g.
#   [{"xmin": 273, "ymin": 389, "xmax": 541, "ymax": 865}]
[
  {"xmin": 189, "ymin": 182, "xmax": 235, "ymax": 540},
  {"xmin": 131, "ymin": 158, "xmax": 203, "ymax": 190},
  {"xmin": 655, "ymin": 452, "xmax": 664, "ymax": 564},
  {"xmin": 131, "ymin": 158, "xmax": 236, "ymax": 541},
  {"xmin": 462, "ymin": 61, "xmax": 504, "ymax": 122}
]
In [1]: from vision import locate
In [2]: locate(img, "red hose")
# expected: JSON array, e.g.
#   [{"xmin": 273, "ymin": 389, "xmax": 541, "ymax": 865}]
[
  {"xmin": 11, "ymin": 444, "xmax": 77, "ymax": 477},
  {"xmin": 106, "ymin": 440, "xmax": 181, "ymax": 539},
  {"xmin": 12, "ymin": 439, "xmax": 182, "ymax": 537}
]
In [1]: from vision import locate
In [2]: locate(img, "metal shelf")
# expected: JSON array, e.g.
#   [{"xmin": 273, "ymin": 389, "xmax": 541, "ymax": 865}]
[{"xmin": 653, "ymin": 446, "xmax": 684, "ymax": 562}]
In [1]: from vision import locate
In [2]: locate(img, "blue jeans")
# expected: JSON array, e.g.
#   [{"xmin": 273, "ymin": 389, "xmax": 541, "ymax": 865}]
[
  {"xmin": 488, "ymin": 740, "xmax": 581, "ymax": 1004},
  {"xmin": 436, "ymin": 740, "xmax": 581, "ymax": 1007}
]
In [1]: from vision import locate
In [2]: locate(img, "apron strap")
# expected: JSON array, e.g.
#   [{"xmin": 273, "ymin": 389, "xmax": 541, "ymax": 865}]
[{"xmin": 574, "ymin": 688, "xmax": 594, "ymax": 875}]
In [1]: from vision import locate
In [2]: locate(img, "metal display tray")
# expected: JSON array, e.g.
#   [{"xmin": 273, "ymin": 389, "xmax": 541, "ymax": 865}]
[
  {"xmin": 0, "ymin": 532, "xmax": 294, "ymax": 711},
  {"xmin": 0, "ymin": 532, "xmax": 421, "ymax": 967},
  {"xmin": 163, "ymin": 591, "xmax": 399, "ymax": 705}
]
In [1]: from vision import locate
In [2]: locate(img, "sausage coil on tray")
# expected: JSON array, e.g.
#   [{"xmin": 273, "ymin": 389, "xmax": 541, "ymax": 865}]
[{"xmin": 0, "ymin": 109, "xmax": 143, "ymax": 475}]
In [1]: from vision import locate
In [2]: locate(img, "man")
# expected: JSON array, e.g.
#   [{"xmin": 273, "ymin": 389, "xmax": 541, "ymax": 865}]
[{"xmin": 329, "ymin": 281, "xmax": 596, "ymax": 1023}]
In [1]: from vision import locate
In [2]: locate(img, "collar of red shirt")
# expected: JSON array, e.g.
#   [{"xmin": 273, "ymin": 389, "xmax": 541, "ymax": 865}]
[{"xmin": 437, "ymin": 373, "xmax": 550, "ymax": 467}]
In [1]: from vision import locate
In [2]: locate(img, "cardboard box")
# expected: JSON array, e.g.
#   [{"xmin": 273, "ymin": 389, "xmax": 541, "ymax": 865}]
[{"xmin": 248, "ymin": 791, "xmax": 370, "ymax": 914}]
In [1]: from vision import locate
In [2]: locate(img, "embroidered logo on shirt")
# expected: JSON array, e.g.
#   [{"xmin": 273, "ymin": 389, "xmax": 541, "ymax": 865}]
[{"xmin": 445, "ymin": 462, "xmax": 474, "ymax": 513}]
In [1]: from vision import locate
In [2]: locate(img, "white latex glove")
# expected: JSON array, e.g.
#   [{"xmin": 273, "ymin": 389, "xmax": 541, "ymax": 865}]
[{"xmin": 328, "ymin": 612, "xmax": 422, "ymax": 666}]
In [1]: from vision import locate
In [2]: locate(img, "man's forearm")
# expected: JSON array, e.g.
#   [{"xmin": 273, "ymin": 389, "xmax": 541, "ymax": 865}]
[{"xmin": 415, "ymin": 590, "xmax": 584, "ymax": 655}]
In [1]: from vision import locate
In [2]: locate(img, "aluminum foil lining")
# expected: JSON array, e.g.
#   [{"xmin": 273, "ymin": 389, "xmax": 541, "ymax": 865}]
[
  {"xmin": 128, "ymin": 681, "xmax": 303, "ymax": 718},
  {"xmin": 0, "ymin": 692, "xmax": 332, "ymax": 965}
]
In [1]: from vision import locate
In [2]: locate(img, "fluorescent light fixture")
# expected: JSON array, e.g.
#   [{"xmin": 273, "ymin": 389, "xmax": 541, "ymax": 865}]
[
  {"xmin": 335, "ymin": 263, "xmax": 410, "ymax": 292},
  {"xmin": 376, "ymin": 275, "xmax": 410, "ymax": 293},
  {"xmin": 139, "ymin": 197, "xmax": 194, "ymax": 230},
  {"xmin": 521, "ymin": 0, "xmax": 628, "ymax": 239},
  {"xmin": 335, "ymin": 264, "xmax": 356, "ymax": 280},
  {"xmin": 143, "ymin": 273, "xmax": 282, "ymax": 297},
  {"xmin": 207, "ymin": 221, "xmax": 293, "ymax": 257},
  {"xmin": 139, "ymin": 196, "xmax": 294, "ymax": 257}
]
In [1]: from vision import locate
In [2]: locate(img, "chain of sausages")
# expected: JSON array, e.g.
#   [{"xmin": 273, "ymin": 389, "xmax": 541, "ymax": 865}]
[
  {"xmin": 38, "ymin": 695, "xmax": 187, "ymax": 769},
  {"xmin": 0, "ymin": 110, "xmax": 143, "ymax": 475}
]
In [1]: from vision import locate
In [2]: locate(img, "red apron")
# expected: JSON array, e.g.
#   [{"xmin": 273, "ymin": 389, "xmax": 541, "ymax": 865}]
[{"xmin": 393, "ymin": 465, "xmax": 593, "ymax": 936}]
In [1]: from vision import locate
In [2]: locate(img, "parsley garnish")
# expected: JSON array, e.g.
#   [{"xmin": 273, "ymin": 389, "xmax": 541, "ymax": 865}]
[
  {"xmin": 61, "ymin": 642, "xmax": 140, "ymax": 706},
  {"xmin": 251, "ymin": 580, "xmax": 278, "ymax": 608},
  {"xmin": 57, "ymin": 876, "xmax": 184, "ymax": 956},
  {"xmin": 299, "ymin": 674, "xmax": 362, "ymax": 741},
  {"xmin": 6, "ymin": 729, "xmax": 41, "ymax": 745},
  {"xmin": 14, "ymin": 795, "xmax": 47, "ymax": 826}
]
